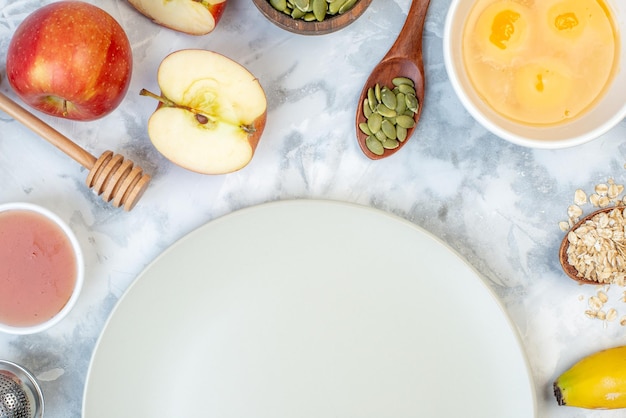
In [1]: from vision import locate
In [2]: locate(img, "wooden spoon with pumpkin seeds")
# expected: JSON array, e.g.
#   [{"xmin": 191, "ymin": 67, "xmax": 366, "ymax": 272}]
[{"xmin": 355, "ymin": 0, "xmax": 431, "ymax": 159}]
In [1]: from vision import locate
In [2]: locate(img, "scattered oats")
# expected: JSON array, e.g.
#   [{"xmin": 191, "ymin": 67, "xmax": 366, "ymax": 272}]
[
  {"xmin": 559, "ymin": 221, "xmax": 570, "ymax": 232},
  {"xmin": 598, "ymin": 195, "xmax": 611, "ymax": 207},
  {"xmin": 597, "ymin": 310, "xmax": 607, "ymax": 320},
  {"xmin": 585, "ymin": 309, "xmax": 598, "ymax": 319},
  {"xmin": 590, "ymin": 193, "xmax": 601, "ymax": 207},
  {"xmin": 609, "ymin": 183, "xmax": 624, "ymax": 199},
  {"xmin": 598, "ymin": 290, "xmax": 609, "ymax": 303},
  {"xmin": 574, "ymin": 189, "xmax": 588, "ymax": 205},
  {"xmin": 596, "ymin": 183, "xmax": 609, "ymax": 196},
  {"xmin": 607, "ymin": 308, "xmax": 618, "ymax": 321},
  {"xmin": 621, "ymin": 315, "xmax": 626, "ymax": 326},
  {"xmin": 567, "ymin": 204, "xmax": 583, "ymax": 220},
  {"xmin": 589, "ymin": 295, "xmax": 604, "ymax": 310}
]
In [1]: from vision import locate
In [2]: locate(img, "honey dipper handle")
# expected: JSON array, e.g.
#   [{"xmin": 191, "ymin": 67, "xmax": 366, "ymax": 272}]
[{"xmin": 0, "ymin": 91, "xmax": 97, "ymax": 169}]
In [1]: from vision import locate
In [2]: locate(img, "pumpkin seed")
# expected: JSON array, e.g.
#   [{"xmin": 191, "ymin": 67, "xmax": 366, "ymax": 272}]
[
  {"xmin": 382, "ymin": 138, "xmax": 399, "ymax": 149},
  {"xmin": 270, "ymin": 0, "xmax": 287, "ymax": 11},
  {"xmin": 392, "ymin": 77, "xmax": 415, "ymax": 87},
  {"xmin": 374, "ymin": 129, "xmax": 387, "ymax": 142},
  {"xmin": 359, "ymin": 122, "xmax": 372, "ymax": 136},
  {"xmin": 374, "ymin": 83, "xmax": 381, "ymax": 102},
  {"xmin": 367, "ymin": 112, "xmax": 382, "ymax": 134},
  {"xmin": 291, "ymin": 7, "xmax": 305, "ymax": 18},
  {"xmin": 338, "ymin": 0, "xmax": 357, "ymax": 13},
  {"xmin": 363, "ymin": 99, "xmax": 373, "ymax": 118},
  {"xmin": 398, "ymin": 84, "xmax": 416, "ymax": 95},
  {"xmin": 293, "ymin": 0, "xmax": 310, "ymax": 11},
  {"xmin": 328, "ymin": 0, "xmax": 343, "ymax": 14},
  {"xmin": 381, "ymin": 87, "xmax": 397, "ymax": 109},
  {"xmin": 381, "ymin": 119, "xmax": 396, "ymax": 139},
  {"xmin": 396, "ymin": 126, "xmax": 407, "ymax": 142},
  {"xmin": 366, "ymin": 136, "xmax": 384, "ymax": 156},
  {"xmin": 376, "ymin": 103, "xmax": 396, "ymax": 118},
  {"xmin": 395, "ymin": 92, "xmax": 406, "ymax": 113},
  {"xmin": 405, "ymin": 93, "xmax": 419, "ymax": 113},
  {"xmin": 312, "ymin": 0, "xmax": 326, "ymax": 20},
  {"xmin": 396, "ymin": 114, "xmax": 415, "ymax": 129},
  {"xmin": 367, "ymin": 88, "xmax": 377, "ymax": 111}
]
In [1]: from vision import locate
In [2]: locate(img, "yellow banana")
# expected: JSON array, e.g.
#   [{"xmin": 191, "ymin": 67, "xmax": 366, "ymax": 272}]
[{"xmin": 554, "ymin": 345, "xmax": 626, "ymax": 409}]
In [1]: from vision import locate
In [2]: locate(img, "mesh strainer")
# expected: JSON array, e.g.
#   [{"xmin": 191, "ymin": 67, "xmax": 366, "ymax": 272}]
[{"xmin": 0, "ymin": 361, "xmax": 43, "ymax": 418}]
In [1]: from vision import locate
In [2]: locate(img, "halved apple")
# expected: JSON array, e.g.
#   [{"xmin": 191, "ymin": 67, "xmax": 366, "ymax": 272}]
[
  {"xmin": 127, "ymin": 0, "xmax": 227, "ymax": 35},
  {"xmin": 141, "ymin": 49, "xmax": 267, "ymax": 175}
]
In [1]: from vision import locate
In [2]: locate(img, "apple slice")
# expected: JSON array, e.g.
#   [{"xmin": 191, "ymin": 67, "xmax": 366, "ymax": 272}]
[
  {"xmin": 127, "ymin": 0, "xmax": 227, "ymax": 35},
  {"xmin": 141, "ymin": 49, "xmax": 267, "ymax": 175}
]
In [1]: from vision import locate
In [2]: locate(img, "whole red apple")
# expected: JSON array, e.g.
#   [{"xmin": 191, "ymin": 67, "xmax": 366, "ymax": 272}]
[{"xmin": 6, "ymin": 1, "xmax": 132, "ymax": 121}]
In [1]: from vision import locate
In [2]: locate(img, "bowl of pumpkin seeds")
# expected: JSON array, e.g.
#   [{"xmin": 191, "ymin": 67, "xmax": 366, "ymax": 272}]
[{"xmin": 252, "ymin": 0, "xmax": 373, "ymax": 35}]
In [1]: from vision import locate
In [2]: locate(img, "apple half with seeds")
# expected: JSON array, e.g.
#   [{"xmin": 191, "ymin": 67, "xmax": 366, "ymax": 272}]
[
  {"xmin": 127, "ymin": 0, "xmax": 227, "ymax": 35},
  {"xmin": 141, "ymin": 49, "xmax": 267, "ymax": 175}
]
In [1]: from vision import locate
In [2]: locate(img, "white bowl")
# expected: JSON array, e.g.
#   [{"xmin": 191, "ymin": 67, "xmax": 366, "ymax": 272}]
[
  {"xmin": 0, "ymin": 202, "xmax": 84, "ymax": 334},
  {"xmin": 443, "ymin": 0, "xmax": 626, "ymax": 149}
]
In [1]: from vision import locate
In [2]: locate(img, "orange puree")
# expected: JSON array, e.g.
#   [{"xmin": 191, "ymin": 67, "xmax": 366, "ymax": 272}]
[{"xmin": 462, "ymin": 0, "xmax": 619, "ymax": 126}]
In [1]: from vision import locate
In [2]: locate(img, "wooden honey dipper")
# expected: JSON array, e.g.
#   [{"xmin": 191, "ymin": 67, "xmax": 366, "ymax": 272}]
[{"xmin": 0, "ymin": 90, "xmax": 151, "ymax": 211}]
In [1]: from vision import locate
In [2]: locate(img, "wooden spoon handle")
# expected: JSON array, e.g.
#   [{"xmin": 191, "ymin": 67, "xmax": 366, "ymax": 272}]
[
  {"xmin": 0, "ymin": 91, "xmax": 97, "ymax": 169},
  {"xmin": 0, "ymin": 90, "xmax": 151, "ymax": 211},
  {"xmin": 385, "ymin": 0, "xmax": 431, "ymax": 62}
]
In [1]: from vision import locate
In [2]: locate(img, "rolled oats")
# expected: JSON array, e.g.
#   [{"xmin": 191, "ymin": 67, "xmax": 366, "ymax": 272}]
[
  {"xmin": 596, "ymin": 183, "xmax": 609, "ymax": 196},
  {"xmin": 561, "ymin": 177, "xmax": 626, "ymax": 325},
  {"xmin": 566, "ymin": 208, "xmax": 626, "ymax": 284},
  {"xmin": 574, "ymin": 189, "xmax": 588, "ymax": 205}
]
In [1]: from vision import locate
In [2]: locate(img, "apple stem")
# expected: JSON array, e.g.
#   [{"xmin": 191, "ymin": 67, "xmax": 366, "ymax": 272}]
[
  {"xmin": 62, "ymin": 99, "xmax": 68, "ymax": 117},
  {"xmin": 139, "ymin": 88, "xmax": 176, "ymax": 108},
  {"xmin": 140, "ymin": 88, "xmax": 216, "ymax": 127}
]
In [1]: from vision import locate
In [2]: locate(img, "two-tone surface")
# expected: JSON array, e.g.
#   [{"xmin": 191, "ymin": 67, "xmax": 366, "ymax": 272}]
[{"xmin": 2, "ymin": 0, "xmax": 626, "ymax": 417}]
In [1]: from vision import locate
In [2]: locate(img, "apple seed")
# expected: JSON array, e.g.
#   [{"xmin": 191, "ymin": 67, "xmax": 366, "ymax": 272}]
[{"xmin": 195, "ymin": 114, "xmax": 209, "ymax": 124}]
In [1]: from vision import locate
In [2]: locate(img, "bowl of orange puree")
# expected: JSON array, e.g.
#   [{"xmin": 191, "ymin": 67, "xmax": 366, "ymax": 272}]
[{"xmin": 444, "ymin": 0, "xmax": 626, "ymax": 148}]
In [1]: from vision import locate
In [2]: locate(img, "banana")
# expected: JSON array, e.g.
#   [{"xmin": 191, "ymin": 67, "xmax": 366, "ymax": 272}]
[{"xmin": 554, "ymin": 345, "xmax": 626, "ymax": 409}]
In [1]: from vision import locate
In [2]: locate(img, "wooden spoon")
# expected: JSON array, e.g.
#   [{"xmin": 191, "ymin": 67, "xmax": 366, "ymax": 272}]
[
  {"xmin": 0, "ymin": 90, "xmax": 150, "ymax": 211},
  {"xmin": 355, "ymin": 0, "xmax": 430, "ymax": 160},
  {"xmin": 559, "ymin": 206, "xmax": 624, "ymax": 285}
]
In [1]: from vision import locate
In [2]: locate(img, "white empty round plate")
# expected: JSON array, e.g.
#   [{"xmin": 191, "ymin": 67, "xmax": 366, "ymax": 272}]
[{"xmin": 83, "ymin": 200, "xmax": 536, "ymax": 417}]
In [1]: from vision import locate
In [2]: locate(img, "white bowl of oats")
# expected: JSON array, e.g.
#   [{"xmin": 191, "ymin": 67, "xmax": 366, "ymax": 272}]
[{"xmin": 444, "ymin": 0, "xmax": 626, "ymax": 149}]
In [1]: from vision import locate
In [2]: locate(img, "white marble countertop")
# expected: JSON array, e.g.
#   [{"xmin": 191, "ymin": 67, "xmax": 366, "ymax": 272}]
[{"xmin": 2, "ymin": 0, "xmax": 626, "ymax": 417}]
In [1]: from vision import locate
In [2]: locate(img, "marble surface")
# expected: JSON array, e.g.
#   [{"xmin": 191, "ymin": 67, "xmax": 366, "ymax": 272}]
[{"xmin": 1, "ymin": 0, "xmax": 626, "ymax": 417}]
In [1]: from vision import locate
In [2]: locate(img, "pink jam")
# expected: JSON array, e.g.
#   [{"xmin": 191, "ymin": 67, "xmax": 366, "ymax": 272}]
[{"xmin": 0, "ymin": 209, "xmax": 77, "ymax": 327}]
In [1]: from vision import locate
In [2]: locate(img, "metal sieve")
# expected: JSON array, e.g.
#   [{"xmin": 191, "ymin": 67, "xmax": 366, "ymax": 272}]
[{"xmin": 0, "ymin": 361, "xmax": 43, "ymax": 418}]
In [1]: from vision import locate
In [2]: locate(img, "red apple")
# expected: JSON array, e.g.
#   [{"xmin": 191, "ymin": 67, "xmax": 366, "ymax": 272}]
[
  {"xmin": 127, "ymin": 0, "xmax": 228, "ymax": 36},
  {"xmin": 140, "ymin": 49, "xmax": 267, "ymax": 175},
  {"xmin": 6, "ymin": 1, "xmax": 132, "ymax": 121}
]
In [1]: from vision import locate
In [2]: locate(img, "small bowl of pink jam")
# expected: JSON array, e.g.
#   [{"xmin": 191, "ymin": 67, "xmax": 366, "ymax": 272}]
[{"xmin": 0, "ymin": 202, "xmax": 84, "ymax": 334}]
